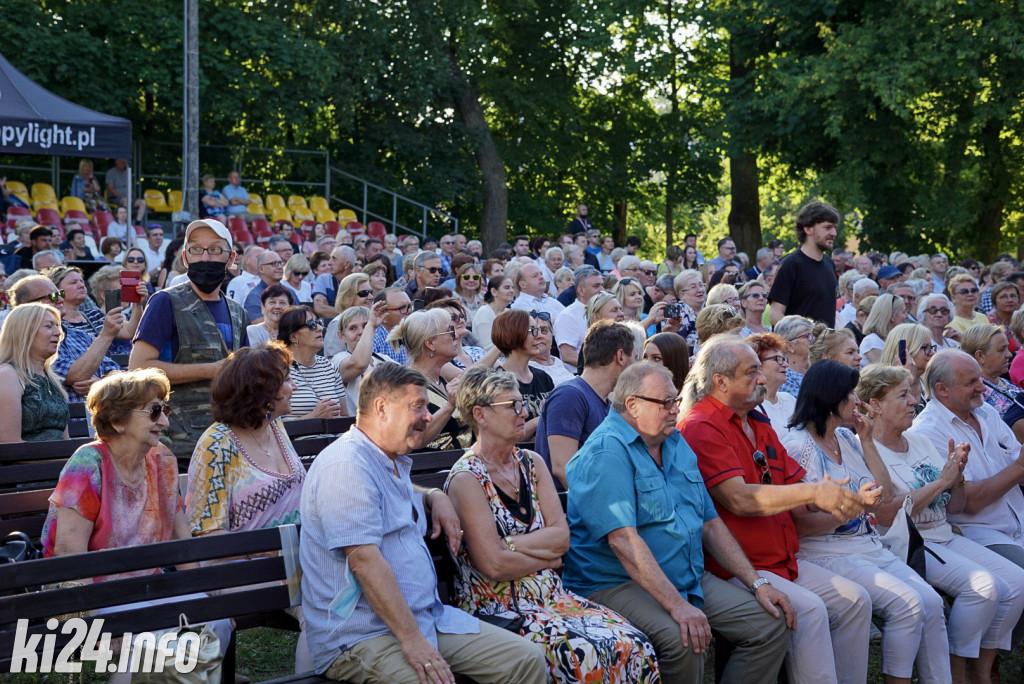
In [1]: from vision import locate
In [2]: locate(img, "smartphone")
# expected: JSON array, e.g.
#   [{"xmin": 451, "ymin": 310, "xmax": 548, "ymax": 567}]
[
  {"xmin": 104, "ymin": 289, "xmax": 122, "ymax": 312},
  {"xmin": 897, "ymin": 338, "xmax": 907, "ymax": 365},
  {"xmin": 665, "ymin": 302, "xmax": 684, "ymax": 318},
  {"xmin": 120, "ymin": 271, "xmax": 142, "ymax": 304}
]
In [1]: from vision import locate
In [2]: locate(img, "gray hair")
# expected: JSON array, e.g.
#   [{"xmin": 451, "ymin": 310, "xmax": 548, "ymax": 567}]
[
  {"xmin": 773, "ymin": 315, "xmax": 815, "ymax": 341},
  {"xmin": 610, "ymin": 247, "xmax": 627, "ymax": 264},
  {"xmin": 553, "ymin": 266, "xmax": 573, "ymax": 286},
  {"xmin": 838, "ymin": 270, "xmax": 865, "ymax": 295},
  {"xmin": 414, "ymin": 250, "xmax": 441, "ymax": 269},
  {"xmin": 612, "ymin": 362, "xmax": 674, "ymax": 414},
  {"xmin": 336, "ymin": 245, "xmax": 358, "ymax": 267},
  {"xmin": 10, "ymin": 274, "xmax": 53, "ymax": 306},
  {"xmin": 623, "ymin": 320, "xmax": 647, "ymax": 361},
  {"xmin": 917, "ymin": 292, "xmax": 953, "ymax": 320},
  {"xmin": 924, "ymin": 349, "xmax": 972, "ymax": 399},
  {"xmin": 467, "ymin": 239, "xmax": 482, "ymax": 252},
  {"xmin": 681, "ymin": 335, "xmax": 750, "ymax": 413},
  {"xmin": 544, "ymin": 246, "xmax": 564, "ymax": 265},
  {"xmin": 338, "ymin": 305, "xmax": 370, "ymax": 330},
  {"xmin": 564, "ymin": 245, "xmax": 584, "ymax": 263},
  {"xmin": 5, "ymin": 269, "xmax": 40, "ymax": 297},
  {"xmin": 640, "ymin": 259, "xmax": 656, "ymax": 270},
  {"xmin": 573, "ymin": 266, "xmax": 601, "ymax": 289},
  {"xmin": 673, "ymin": 269, "xmax": 702, "ymax": 294},
  {"xmin": 617, "ymin": 255, "xmax": 641, "ymax": 273},
  {"xmin": 455, "ymin": 366, "xmax": 519, "ymax": 432},
  {"xmin": 267, "ymin": 235, "xmax": 289, "ymax": 250},
  {"xmin": 655, "ymin": 274, "xmax": 676, "ymax": 293},
  {"xmin": 905, "ymin": 277, "xmax": 931, "ymax": 298},
  {"xmin": 756, "ymin": 247, "xmax": 774, "ymax": 264},
  {"xmin": 357, "ymin": 362, "xmax": 429, "ymax": 416},
  {"xmin": 852, "ymin": 277, "xmax": 880, "ymax": 297},
  {"xmin": 32, "ymin": 249, "xmax": 64, "ymax": 270}
]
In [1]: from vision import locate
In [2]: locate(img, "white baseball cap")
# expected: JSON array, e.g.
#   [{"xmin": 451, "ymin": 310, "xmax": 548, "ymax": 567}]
[{"xmin": 184, "ymin": 219, "xmax": 231, "ymax": 245}]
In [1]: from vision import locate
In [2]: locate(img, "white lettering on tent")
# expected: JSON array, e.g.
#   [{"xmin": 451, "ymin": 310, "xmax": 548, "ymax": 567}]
[{"xmin": 0, "ymin": 123, "xmax": 100, "ymax": 151}]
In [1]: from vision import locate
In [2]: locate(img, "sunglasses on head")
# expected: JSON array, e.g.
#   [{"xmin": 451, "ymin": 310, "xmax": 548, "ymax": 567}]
[
  {"xmin": 135, "ymin": 402, "xmax": 172, "ymax": 422},
  {"xmin": 302, "ymin": 319, "xmax": 325, "ymax": 331},
  {"xmin": 29, "ymin": 290, "xmax": 65, "ymax": 304},
  {"xmin": 619, "ymin": 278, "xmax": 639, "ymax": 286},
  {"xmin": 431, "ymin": 325, "xmax": 457, "ymax": 340},
  {"xmin": 529, "ymin": 310, "xmax": 551, "ymax": 322}
]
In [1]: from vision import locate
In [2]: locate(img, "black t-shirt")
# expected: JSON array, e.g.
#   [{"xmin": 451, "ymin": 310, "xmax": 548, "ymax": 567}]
[{"xmin": 768, "ymin": 248, "xmax": 837, "ymax": 326}]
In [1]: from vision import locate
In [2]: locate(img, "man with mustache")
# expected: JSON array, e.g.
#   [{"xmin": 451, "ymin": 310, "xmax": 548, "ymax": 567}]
[
  {"xmin": 678, "ymin": 336, "xmax": 874, "ymax": 684},
  {"xmin": 300, "ymin": 363, "xmax": 546, "ymax": 684}
]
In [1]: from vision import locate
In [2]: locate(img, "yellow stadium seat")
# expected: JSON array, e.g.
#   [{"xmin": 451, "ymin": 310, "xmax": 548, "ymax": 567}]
[
  {"xmin": 265, "ymin": 194, "xmax": 286, "ymax": 211},
  {"xmin": 35, "ymin": 199, "xmax": 61, "ymax": 217},
  {"xmin": 271, "ymin": 207, "xmax": 293, "ymax": 224},
  {"xmin": 168, "ymin": 190, "xmax": 183, "ymax": 212},
  {"xmin": 309, "ymin": 196, "xmax": 330, "ymax": 213},
  {"xmin": 13, "ymin": 191, "xmax": 31, "ymax": 206},
  {"xmin": 337, "ymin": 209, "xmax": 357, "ymax": 222},
  {"xmin": 315, "ymin": 208, "xmax": 337, "ymax": 223},
  {"xmin": 144, "ymin": 189, "xmax": 172, "ymax": 213},
  {"xmin": 6, "ymin": 181, "xmax": 28, "ymax": 195},
  {"xmin": 292, "ymin": 207, "xmax": 315, "ymax": 223},
  {"xmin": 61, "ymin": 196, "xmax": 90, "ymax": 218},
  {"xmin": 247, "ymin": 202, "xmax": 266, "ymax": 217},
  {"xmin": 31, "ymin": 183, "xmax": 57, "ymax": 207},
  {"xmin": 248, "ymin": 193, "xmax": 263, "ymax": 206},
  {"xmin": 287, "ymin": 195, "xmax": 308, "ymax": 210}
]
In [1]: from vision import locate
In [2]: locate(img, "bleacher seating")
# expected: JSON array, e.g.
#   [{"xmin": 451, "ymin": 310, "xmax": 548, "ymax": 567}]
[
  {"xmin": 34, "ymin": 207, "xmax": 63, "ymax": 233},
  {"xmin": 92, "ymin": 209, "xmax": 114, "ymax": 238},
  {"xmin": 314, "ymin": 208, "xmax": 337, "ymax": 223},
  {"xmin": 323, "ymin": 220, "xmax": 342, "ymax": 236},
  {"xmin": 4, "ymin": 206, "xmax": 31, "ymax": 228},
  {"xmin": 271, "ymin": 207, "xmax": 293, "ymax": 226},
  {"xmin": 308, "ymin": 196, "xmax": 330, "ymax": 213},
  {"xmin": 168, "ymin": 190, "xmax": 183, "ymax": 213},
  {"xmin": 265, "ymin": 194, "xmax": 286, "ymax": 211},
  {"xmin": 251, "ymin": 218, "xmax": 274, "ymax": 245},
  {"xmin": 287, "ymin": 195, "xmax": 308, "ymax": 210},
  {"xmin": 346, "ymin": 221, "xmax": 365, "ymax": 235},
  {"xmin": 292, "ymin": 207, "xmax": 315, "ymax": 224},
  {"xmin": 60, "ymin": 196, "xmax": 90, "ymax": 220},
  {"xmin": 143, "ymin": 188, "xmax": 173, "ymax": 214},
  {"xmin": 5, "ymin": 180, "xmax": 30, "ymax": 206},
  {"xmin": 366, "ymin": 221, "xmax": 387, "ymax": 240},
  {"xmin": 30, "ymin": 182, "xmax": 56, "ymax": 208}
]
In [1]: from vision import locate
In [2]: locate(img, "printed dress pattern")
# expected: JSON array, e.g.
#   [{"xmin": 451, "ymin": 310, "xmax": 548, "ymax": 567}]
[{"xmin": 445, "ymin": 449, "xmax": 660, "ymax": 684}]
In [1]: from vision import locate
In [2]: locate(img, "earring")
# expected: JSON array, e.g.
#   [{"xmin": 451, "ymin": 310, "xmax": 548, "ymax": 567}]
[{"xmin": 429, "ymin": 352, "xmax": 435, "ymax": 358}]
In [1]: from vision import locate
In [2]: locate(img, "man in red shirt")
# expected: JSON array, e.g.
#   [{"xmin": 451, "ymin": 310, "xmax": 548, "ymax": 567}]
[{"xmin": 678, "ymin": 335, "xmax": 873, "ymax": 684}]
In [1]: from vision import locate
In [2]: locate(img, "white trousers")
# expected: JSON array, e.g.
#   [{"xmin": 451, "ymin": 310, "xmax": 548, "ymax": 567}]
[
  {"xmin": 925, "ymin": 534, "xmax": 1024, "ymax": 656},
  {"xmin": 731, "ymin": 560, "xmax": 871, "ymax": 684},
  {"xmin": 802, "ymin": 548, "xmax": 950, "ymax": 682}
]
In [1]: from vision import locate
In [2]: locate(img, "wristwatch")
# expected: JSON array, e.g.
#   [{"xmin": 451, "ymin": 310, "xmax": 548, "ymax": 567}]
[{"xmin": 750, "ymin": 577, "xmax": 771, "ymax": 593}]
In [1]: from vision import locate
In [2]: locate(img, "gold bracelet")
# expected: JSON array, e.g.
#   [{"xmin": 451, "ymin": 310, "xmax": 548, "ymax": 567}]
[
  {"xmin": 504, "ymin": 535, "xmax": 516, "ymax": 552},
  {"xmin": 952, "ymin": 476, "xmax": 967, "ymax": 490},
  {"xmin": 424, "ymin": 488, "xmax": 442, "ymax": 509}
]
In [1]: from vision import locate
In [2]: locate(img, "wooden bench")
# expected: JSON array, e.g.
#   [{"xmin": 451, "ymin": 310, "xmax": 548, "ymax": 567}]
[
  {"xmin": 284, "ymin": 416, "xmax": 356, "ymax": 461},
  {"xmin": 67, "ymin": 402, "xmax": 91, "ymax": 439}
]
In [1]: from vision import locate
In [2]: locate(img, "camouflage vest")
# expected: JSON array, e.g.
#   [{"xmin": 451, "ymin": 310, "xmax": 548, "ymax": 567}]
[{"xmin": 162, "ymin": 282, "xmax": 247, "ymax": 461}]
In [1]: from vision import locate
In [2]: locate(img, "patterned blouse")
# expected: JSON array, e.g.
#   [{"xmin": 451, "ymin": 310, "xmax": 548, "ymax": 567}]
[{"xmin": 186, "ymin": 419, "xmax": 304, "ymax": 534}]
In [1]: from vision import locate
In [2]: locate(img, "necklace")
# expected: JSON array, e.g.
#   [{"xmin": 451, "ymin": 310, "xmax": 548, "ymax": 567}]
[{"xmin": 481, "ymin": 453, "xmax": 525, "ymax": 500}]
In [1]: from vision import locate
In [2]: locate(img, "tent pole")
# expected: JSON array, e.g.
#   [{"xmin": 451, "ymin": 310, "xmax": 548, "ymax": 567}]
[{"xmin": 126, "ymin": 165, "xmax": 134, "ymax": 249}]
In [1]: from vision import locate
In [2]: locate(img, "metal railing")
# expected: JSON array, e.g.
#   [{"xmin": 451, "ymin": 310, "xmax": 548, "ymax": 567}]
[{"xmin": 327, "ymin": 166, "xmax": 457, "ymax": 239}]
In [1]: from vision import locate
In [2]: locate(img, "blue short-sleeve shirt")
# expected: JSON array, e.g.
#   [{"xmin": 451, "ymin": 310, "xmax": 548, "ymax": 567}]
[{"xmin": 563, "ymin": 410, "xmax": 718, "ymax": 605}]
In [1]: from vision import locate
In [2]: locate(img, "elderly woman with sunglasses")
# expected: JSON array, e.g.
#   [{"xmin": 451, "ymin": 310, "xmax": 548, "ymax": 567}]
[
  {"xmin": 278, "ymin": 306, "xmax": 346, "ymax": 420},
  {"xmin": 389, "ymin": 308, "xmax": 472, "ymax": 450},
  {"xmin": 774, "ymin": 315, "xmax": 815, "ymax": 396},
  {"xmin": 947, "ymin": 273, "xmax": 988, "ymax": 335},
  {"xmin": 453, "ymin": 263, "xmax": 485, "ymax": 324},
  {"xmin": 738, "ymin": 280, "xmax": 771, "ymax": 336},
  {"xmin": 917, "ymin": 293, "xmax": 960, "ymax": 349},
  {"xmin": 489, "ymin": 310, "xmax": 554, "ymax": 440},
  {"xmin": 781, "ymin": 361, "xmax": 951, "ymax": 684},
  {"xmin": 323, "ymin": 273, "xmax": 375, "ymax": 357},
  {"xmin": 445, "ymin": 366, "xmax": 659, "ymax": 684},
  {"xmin": 878, "ymin": 323, "xmax": 935, "ymax": 411}
]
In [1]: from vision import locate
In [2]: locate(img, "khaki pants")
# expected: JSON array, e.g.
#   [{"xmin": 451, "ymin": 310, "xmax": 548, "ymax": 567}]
[
  {"xmin": 324, "ymin": 621, "xmax": 547, "ymax": 684},
  {"xmin": 588, "ymin": 571, "xmax": 789, "ymax": 684}
]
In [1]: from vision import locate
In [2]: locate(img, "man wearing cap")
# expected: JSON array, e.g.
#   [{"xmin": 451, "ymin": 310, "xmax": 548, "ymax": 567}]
[
  {"xmin": 14, "ymin": 225, "xmax": 53, "ymax": 270},
  {"xmin": 876, "ymin": 264, "xmax": 901, "ymax": 292},
  {"xmin": 129, "ymin": 219, "xmax": 249, "ymax": 460}
]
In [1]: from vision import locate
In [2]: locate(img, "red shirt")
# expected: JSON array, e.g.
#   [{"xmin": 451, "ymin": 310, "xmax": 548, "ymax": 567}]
[{"xmin": 678, "ymin": 396, "xmax": 805, "ymax": 581}]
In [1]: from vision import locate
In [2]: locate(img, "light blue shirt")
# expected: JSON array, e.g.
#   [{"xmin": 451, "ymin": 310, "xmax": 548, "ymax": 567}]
[
  {"xmin": 563, "ymin": 410, "xmax": 718, "ymax": 605},
  {"xmin": 300, "ymin": 426, "xmax": 478, "ymax": 673},
  {"xmin": 221, "ymin": 183, "xmax": 250, "ymax": 215}
]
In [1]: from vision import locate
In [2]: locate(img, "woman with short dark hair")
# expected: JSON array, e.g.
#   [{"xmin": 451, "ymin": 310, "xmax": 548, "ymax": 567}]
[
  {"xmin": 490, "ymin": 310, "xmax": 554, "ymax": 440},
  {"xmin": 278, "ymin": 306, "xmax": 346, "ymax": 420}
]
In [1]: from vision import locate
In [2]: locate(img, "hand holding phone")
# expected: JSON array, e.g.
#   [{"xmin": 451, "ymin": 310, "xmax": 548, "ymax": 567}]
[
  {"xmin": 897, "ymin": 339, "xmax": 908, "ymax": 365},
  {"xmin": 120, "ymin": 271, "xmax": 142, "ymax": 304}
]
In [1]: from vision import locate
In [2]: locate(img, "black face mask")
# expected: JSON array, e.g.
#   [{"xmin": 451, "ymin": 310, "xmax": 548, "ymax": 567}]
[{"xmin": 187, "ymin": 260, "xmax": 227, "ymax": 294}]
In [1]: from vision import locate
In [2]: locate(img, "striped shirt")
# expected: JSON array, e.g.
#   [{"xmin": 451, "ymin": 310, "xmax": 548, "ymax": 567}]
[
  {"xmin": 285, "ymin": 357, "xmax": 346, "ymax": 419},
  {"xmin": 300, "ymin": 426, "xmax": 478, "ymax": 672}
]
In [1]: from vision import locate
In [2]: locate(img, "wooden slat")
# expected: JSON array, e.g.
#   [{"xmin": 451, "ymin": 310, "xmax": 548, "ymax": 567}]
[
  {"xmin": 0, "ymin": 460, "xmax": 66, "ymax": 487},
  {"xmin": 0, "ymin": 438, "xmax": 89, "ymax": 464}
]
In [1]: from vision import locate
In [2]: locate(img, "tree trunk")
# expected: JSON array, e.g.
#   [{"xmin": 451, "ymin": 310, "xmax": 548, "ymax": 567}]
[
  {"xmin": 727, "ymin": 37, "xmax": 761, "ymax": 257},
  {"xmin": 613, "ymin": 201, "xmax": 627, "ymax": 246},
  {"xmin": 977, "ymin": 119, "xmax": 1006, "ymax": 262},
  {"xmin": 443, "ymin": 44, "xmax": 507, "ymax": 254}
]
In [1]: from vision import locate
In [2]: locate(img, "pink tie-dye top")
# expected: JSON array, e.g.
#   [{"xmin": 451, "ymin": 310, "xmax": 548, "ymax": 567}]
[{"xmin": 41, "ymin": 441, "xmax": 183, "ymax": 572}]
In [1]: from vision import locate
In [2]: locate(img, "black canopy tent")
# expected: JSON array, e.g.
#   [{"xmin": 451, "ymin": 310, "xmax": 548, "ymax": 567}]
[{"xmin": 0, "ymin": 52, "xmax": 131, "ymax": 158}]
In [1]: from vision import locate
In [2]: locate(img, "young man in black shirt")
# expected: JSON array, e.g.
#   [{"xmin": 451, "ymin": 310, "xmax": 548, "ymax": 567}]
[{"xmin": 768, "ymin": 201, "xmax": 839, "ymax": 327}]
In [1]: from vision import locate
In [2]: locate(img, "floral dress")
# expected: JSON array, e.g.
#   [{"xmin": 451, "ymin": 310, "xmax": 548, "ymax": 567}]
[{"xmin": 445, "ymin": 449, "xmax": 660, "ymax": 684}]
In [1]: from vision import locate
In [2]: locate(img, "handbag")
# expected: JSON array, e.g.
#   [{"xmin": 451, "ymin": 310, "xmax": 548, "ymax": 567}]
[
  {"xmin": 473, "ymin": 581, "xmax": 526, "ymax": 634},
  {"xmin": 879, "ymin": 495, "xmax": 927, "ymax": 579},
  {"xmin": 131, "ymin": 614, "xmax": 222, "ymax": 684},
  {"xmin": 0, "ymin": 531, "xmax": 41, "ymax": 596}
]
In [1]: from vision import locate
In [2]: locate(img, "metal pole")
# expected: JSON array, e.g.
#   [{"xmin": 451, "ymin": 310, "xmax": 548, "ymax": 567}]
[
  {"xmin": 422, "ymin": 207, "xmax": 427, "ymax": 238},
  {"xmin": 392, "ymin": 195, "xmax": 397, "ymax": 234},
  {"xmin": 126, "ymin": 165, "xmax": 135, "ymax": 249},
  {"xmin": 182, "ymin": 0, "xmax": 199, "ymax": 225},
  {"xmin": 362, "ymin": 183, "xmax": 368, "ymax": 225}
]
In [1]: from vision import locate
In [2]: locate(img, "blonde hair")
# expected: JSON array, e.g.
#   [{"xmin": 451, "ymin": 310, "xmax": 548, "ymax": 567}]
[
  {"xmin": 1010, "ymin": 309, "xmax": 1024, "ymax": 345},
  {"xmin": 960, "ymin": 323, "xmax": 1006, "ymax": 359},
  {"xmin": 879, "ymin": 323, "xmax": 933, "ymax": 367},
  {"xmin": 855, "ymin": 364, "xmax": 912, "ymax": 405},
  {"xmin": 455, "ymin": 366, "xmax": 519, "ymax": 432},
  {"xmin": 946, "ymin": 272, "xmax": 976, "ymax": 299},
  {"xmin": 388, "ymin": 308, "xmax": 451, "ymax": 360},
  {"xmin": 284, "ymin": 253, "xmax": 311, "ymax": 281},
  {"xmin": 696, "ymin": 304, "xmax": 744, "ymax": 344},
  {"xmin": 0, "ymin": 303, "xmax": 67, "ymax": 400},
  {"xmin": 862, "ymin": 293, "xmax": 902, "ymax": 339},
  {"xmin": 808, "ymin": 323, "xmax": 856, "ymax": 364},
  {"xmin": 673, "ymin": 269, "xmax": 702, "ymax": 295},
  {"xmin": 706, "ymin": 283, "xmax": 739, "ymax": 307},
  {"xmin": 89, "ymin": 265, "xmax": 123, "ymax": 306},
  {"xmin": 335, "ymin": 272, "xmax": 370, "ymax": 310},
  {"xmin": 613, "ymin": 279, "xmax": 644, "ymax": 320},
  {"xmin": 586, "ymin": 291, "xmax": 618, "ymax": 326},
  {"xmin": 87, "ymin": 368, "xmax": 171, "ymax": 439}
]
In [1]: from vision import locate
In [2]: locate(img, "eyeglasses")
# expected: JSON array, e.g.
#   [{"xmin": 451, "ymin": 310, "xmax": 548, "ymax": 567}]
[
  {"xmin": 449, "ymin": 312, "xmax": 467, "ymax": 324},
  {"xmin": 529, "ymin": 310, "xmax": 551, "ymax": 322},
  {"xmin": 924, "ymin": 306, "xmax": 950, "ymax": 316},
  {"xmin": 421, "ymin": 266, "xmax": 444, "ymax": 274},
  {"xmin": 486, "ymin": 399, "xmax": 524, "ymax": 415},
  {"xmin": 460, "ymin": 274, "xmax": 482, "ymax": 281},
  {"xmin": 28, "ymin": 289, "xmax": 65, "ymax": 304},
  {"xmin": 134, "ymin": 403, "xmax": 171, "ymax": 422},
  {"xmin": 440, "ymin": 241, "xmax": 454, "ymax": 246},
  {"xmin": 761, "ymin": 353, "xmax": 789, "ymax": 366},
  {"xmin": 789, "ymin": 332, "xmax": 815, "ymax": 342},
  {"xmin": 186, "ymin": 245, "xmax": 227, "ymax": 257},
  {"xmin": 955, "ymin": 287, "xmax": 980, "ymax": 296},
  {"xmin": 431, "ymin": 325, "xmax": 458, "ymax": 340},
  {"xmin": 640, "ymin": 269, "xmax": 657, "ymax": 277},
  {"xmin": 752, "ymin": 450, "xmax": 772, "ymax": 484},
  {"xmin": 632, "ymin": 394, "xmax": 683, "ymax": 410},
  {"xmin": 262, "ymin": 260, "xmax": 284, "ymax": 267},
  {"xmin": 294, "ymin": 271, "xmax": 310, "ymax": 278},
  {"xmin": 124, "ymin": 256, "xmax": 146, "ymax": 264},
  {"xmin": 742, "ymin": 292, "xmax": 767, "ymax": 300},
  {"xmin": 302, "ymin": 319, "xmax": 325, "ymax": 331},
  {"xmin": 725, "ymin": 297, "xmax": 741, "ymax": 306},
  {"xmin": 386, "ymin": 304, "xmax": 413, "ymax": 314},
  {"xmin": 528, "ymin": 326, "xmax": 544, "ymax": 337},
  {"xmin": 356, "ymin": 289, "xmax": 373, "ymax": 298}
]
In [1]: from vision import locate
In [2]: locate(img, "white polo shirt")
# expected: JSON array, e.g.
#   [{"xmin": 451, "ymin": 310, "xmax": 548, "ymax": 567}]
[
  {"xmin": 511, "ymin": 291, "xmax": 564, "ymax": 320},
  {"xmin": 911, "ymin": 398, "xmax": 1024, "ymax": 547},
  {"xmin": 553, "ymin": 299, "xmax": 587, "ymax": 373}
]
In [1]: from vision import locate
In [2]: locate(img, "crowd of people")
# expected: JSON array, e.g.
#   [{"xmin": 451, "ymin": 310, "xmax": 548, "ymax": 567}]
[{"xmin": 8, "ymin": 195, "xmax": 1024, "ymax": 684}]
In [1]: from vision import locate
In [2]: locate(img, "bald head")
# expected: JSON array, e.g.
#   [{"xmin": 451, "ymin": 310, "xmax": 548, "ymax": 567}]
[{"xmin": 11, "ymin": 275, "xmax": 65, "ymax": 314}]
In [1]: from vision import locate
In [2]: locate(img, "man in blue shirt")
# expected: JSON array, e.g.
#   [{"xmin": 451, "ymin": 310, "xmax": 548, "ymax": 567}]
[
  {"xmin": 301, "ymin": 362, "xmax": 546, "ymax": 682},
  {"xmin": 243, "ymin": 251, "xmax": 284, "ymax": 324},
  {"xmin": 565, "ymin": 362, "xmax": 794, "ymax": 684},
  {"xmin": 221, "ymin": 170, "xmax": 252, "ymax": 220}
]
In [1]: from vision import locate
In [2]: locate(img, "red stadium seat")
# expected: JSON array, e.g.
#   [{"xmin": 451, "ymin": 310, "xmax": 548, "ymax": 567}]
[
  {"xmin": 92, "ymin": 210, "xmax": 114, "ymax": 239},
  {"xmin": 134, "ymin": 224, "xmax": 146, "ymax": 237},
  {"xmin": 228, "ymin": 216, "xmax": 248, "ymax": 235},
  {"xmin": 366, "ymin": 221, "xmax": 387, "ymax": 240},
  {"xmin": 324, "ymin": 220, "xmax": 342, "ymax": 236},
  {"xmin": 251, "ymin": 218, "xmax": 274, "ymax": 244},
  {"xmin": 346, "ymin": 221, "xmax": 365, "ymax": 236},
  {"xmin": 6, "ymin": 206, "xmax": 31, "ymax": 222},
  {"xmin": 233, "ymin": 227, "xmax": 254, "ymax": 246},
  {"xmin": 35, "ymin": 207, "xmax": 63, "ymax": 231}
]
